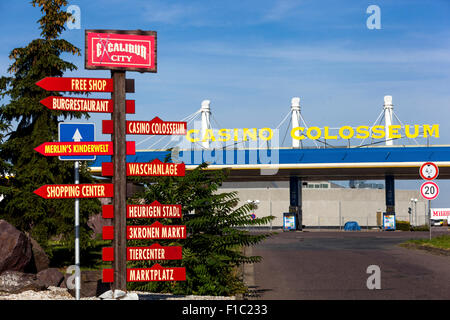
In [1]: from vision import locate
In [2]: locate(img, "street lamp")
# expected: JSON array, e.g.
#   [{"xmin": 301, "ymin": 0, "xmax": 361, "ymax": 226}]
[{"xmin": 410, "ymin": 198, "xmax": 418, "ymax": 226}]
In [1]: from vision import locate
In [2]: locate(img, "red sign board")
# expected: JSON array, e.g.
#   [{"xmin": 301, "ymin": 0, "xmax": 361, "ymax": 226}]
[
  {"xmin": 36, "ymin": 77, "xmax": 113, "ymax": 92},
  {"xmin": 101, "ymin": 159, "xmax": 185, "ymax": 177},
  {"xmin": 35, "ymin": 142, "xmax": 113, "ymax": 156},
  {"xmin": 127, "ymin": 265, "xmax": 186, "ymax": 282},
  {"xmin": 102, "ymin": 243, "xmax": 183, "ymax": 261},
  {"xmin": 127, "ymin": 222, "xmax": 186, "ymax": 240},
  {"xmin": 128, "ymin": 201, "xmax": 182, "ymax": 219},
  {"xmin": 34, "ymin": 183, "xmax": 114, "ymax": 199},
  {"xmin": 127, "ymin": 117, "xmax": 187, "ymax": 135},
  {"xmin": 85, "ymin": 30, "xmax": 157, "ymax": 73},
  {"xmin": 102, "ymin": 264, "xmax": 186, "ymax": 283},
  {"xmin": 102, "ymin": 118, "xmax": 187, "ymax": 135},
  {"xmin": 40, "ymin": 96, "xmax": 135, "ymax": 114},
  {"xmin": 102, "ymin": 201, "xmax": 182, "ymax": 219},
  {"xmin": 35, "ymin": 141, "xmax": 135, "ymax": 156}
]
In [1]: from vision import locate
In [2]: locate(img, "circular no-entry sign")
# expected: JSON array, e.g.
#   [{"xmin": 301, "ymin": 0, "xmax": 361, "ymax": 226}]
[
  {"xmin": 420, "ymin": 181, "xmax": 439, "ymax": 200},
  {"xmin": 419, "ymin": 162, "xmax": 439, "ymax": 180}
]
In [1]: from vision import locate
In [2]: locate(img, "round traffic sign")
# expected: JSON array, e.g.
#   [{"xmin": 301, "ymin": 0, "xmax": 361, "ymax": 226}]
[
  {"xmin": 419, "ymin": 162, "xmax": 439, "ymax": 180},
  {"xmin": 420, "ymin": 181, "xmax": 439, "ymax": 200}
]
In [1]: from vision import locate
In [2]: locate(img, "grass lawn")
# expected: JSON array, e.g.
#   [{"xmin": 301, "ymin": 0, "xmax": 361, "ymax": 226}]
[{"xmin": 402, "ymin": 235, "xmax": 450, "ymax": 250}]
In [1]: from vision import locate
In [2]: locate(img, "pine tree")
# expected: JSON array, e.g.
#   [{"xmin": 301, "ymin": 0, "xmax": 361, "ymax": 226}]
[
  {"xmin": 127, "ymin": 162, "xmax": 275, "ymax": 296},
  {"xmin": 0, "ymin": 0, "xmax": 101, "ymax": 254}
]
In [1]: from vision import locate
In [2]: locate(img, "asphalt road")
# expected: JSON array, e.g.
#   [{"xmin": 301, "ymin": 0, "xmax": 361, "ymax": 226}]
[{"xmin": 245, "ymin": 228, "xmax": 450, "ymax": 300}]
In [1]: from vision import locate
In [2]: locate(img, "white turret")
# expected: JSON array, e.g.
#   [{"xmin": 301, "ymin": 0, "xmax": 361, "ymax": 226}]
[
  {"xmin": 383, "ymin": 95, "xmax": 393, "ymax": 146},
  {"xmin": 291, "ymin": 97, "xmax": 301, "ymax": 148},
  {"xmin": 201, "ymin": 100, "xmax": 211, "ymax": 149}
]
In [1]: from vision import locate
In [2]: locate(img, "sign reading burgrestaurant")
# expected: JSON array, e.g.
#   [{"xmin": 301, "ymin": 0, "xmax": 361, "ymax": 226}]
[{"xmin": 85, "ymin": 29, "xmax": 157, "ymax": 72}]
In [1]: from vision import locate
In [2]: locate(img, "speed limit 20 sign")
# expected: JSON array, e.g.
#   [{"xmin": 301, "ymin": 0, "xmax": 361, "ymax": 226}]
[{"xmin": 420, "ymin": 181, "xmax": 439, "ymax": 200}]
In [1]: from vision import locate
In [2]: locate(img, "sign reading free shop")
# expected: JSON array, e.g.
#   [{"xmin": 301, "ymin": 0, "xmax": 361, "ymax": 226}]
[{"xmin": 85, "ymin": 29, "xmax": 157, "ymax": 72}]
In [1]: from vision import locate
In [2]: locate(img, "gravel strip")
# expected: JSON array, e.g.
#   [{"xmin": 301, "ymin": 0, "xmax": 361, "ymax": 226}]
[{"xmin": 0, "ymin": 287, "xmax": 236, "ymax": 300}]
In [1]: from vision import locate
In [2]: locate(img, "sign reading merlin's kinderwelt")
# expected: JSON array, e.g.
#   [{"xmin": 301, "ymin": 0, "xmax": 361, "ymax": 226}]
[{"xmin": 85, "ymin": 29, "xmax": 157, "ymax": 72}]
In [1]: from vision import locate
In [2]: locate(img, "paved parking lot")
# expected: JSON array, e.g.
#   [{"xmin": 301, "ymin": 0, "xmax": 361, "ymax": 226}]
[{"xmin": 245, "ymin": 229, "xmax": 450, "ymax": 300}]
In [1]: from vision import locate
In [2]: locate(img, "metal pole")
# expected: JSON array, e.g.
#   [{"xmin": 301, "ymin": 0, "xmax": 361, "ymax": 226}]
[
  {"xmin": 74, "ymin": 160, "xmax": 80, "ymax": 300},
  {"xmin": 112, "ymin": 70, "xmax": 127, "ymax": 292},
  {"xmin": 339, "ymin": 201, "xmax": 341, "ymax": 231},
  {"xmin": 429, "ymin": 200, "xmax": 431, "ymax": 240}
]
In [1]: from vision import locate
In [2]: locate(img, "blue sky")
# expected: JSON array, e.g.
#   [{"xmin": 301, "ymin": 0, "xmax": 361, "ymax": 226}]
[{"xmin": 1, "ymin": 0, "xmax": 450, "ymax": 205}]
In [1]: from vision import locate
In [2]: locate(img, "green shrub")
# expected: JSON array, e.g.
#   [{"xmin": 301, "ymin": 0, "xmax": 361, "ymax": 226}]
[
  {"xmin": 395, "ymin": 220, "xmax": 411, "ymax": 231},
  {"xmin": 411, "ymin": 225, "xmax": 430, "ymax": 231}
]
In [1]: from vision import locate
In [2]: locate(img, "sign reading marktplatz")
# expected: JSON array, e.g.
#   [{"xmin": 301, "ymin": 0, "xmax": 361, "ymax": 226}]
[{"xmin": 102, "ymin": 264, "xmax": 186, "ymax": 283}]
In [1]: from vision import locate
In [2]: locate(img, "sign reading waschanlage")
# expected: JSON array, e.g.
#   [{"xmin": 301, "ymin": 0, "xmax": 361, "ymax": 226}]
[{"xmin": 85, "ymin": 29, "xmax": 157, "ymax": 72}]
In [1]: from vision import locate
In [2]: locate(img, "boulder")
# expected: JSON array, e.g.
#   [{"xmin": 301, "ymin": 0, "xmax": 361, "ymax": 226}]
[
  {"xmin": 37, "ymin": 268, "xmax": 64, "ymax": 288},
  {"xmin": 0, "ymin": 220, "xmax": 32, "ymax": 274},
  {"xmin": 0, "ymin": 271, "xmax": 46, "ymax": 294},
  {"xmin": 61, "ymin": 270, "xmax": 110, "ymax": 297},
  {"xmin": 28, "ymin": 237, "xmax": 50, "ymax": 272}
]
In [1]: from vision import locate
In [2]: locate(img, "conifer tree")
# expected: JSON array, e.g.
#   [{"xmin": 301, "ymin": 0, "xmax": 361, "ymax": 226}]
[
  {"xmin": 0, "ymin": 0, "xmax": 100, "ymax": 254},
  {"xmin": 127, "ymin": 162, "xmax": 275, "ymax": 296}
]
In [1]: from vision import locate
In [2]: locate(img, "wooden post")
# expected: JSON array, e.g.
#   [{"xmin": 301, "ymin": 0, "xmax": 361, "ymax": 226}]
[{"xmin": 112, "ymin": 70, "xmax": 127, "ymax": 291}]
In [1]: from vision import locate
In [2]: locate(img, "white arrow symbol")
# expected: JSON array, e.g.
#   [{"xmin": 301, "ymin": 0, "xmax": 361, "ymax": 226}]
[{"xmin": 72, "ymin": 129, "xmax": 83, "ymax": 142}]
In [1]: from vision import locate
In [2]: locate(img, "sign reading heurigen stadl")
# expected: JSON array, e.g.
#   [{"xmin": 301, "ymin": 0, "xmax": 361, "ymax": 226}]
[{"xmin": 85, "ymin": 29, "xmax": 157, "ymax": 72}]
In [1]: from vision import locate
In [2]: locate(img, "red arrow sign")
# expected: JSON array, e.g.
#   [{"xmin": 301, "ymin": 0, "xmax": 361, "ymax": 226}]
[
  {"xmin": 102, "ymin": 117, "xmax": 187, "ymax": 135},
  {"xmin": 128, "ymin": 201, "xmax": 182, "ymax": 218},
  {"xmin": 102, "ymin": 201, "xmax": 182, "ymax": 219},
  {"xmin": 102, "ymin": 243, "xmax": 183, "ymax": 261},
  {"xmin": 34, "ymin": 183, "xmax": 114, "ymax": 199},
  {"xmin": 102, "ymin": 264, "xmax": 186, "ymax": 283},
  {"xmin": 127, "ymin": 222, "xmax": 186, "ymax": 240},
  {"xmin": 102, "ymin": 159, "xmax": 185, "ymax": 177},
  {"xmin": 36, "ymin": 77, "xmax": 113, "ymax": 92},
  {"xmin": 34, "ymin": 142, "xmax": 113, "ymax": 156},
  {"xmin": 127, "ymin": 264, "xmax": 186, "ymax": 282},
  {"xmin": 127, "ymin": 117, "xmax": 187, "ymax": 135},
  {"xmin": 35, "ymin": 141, "xmax": 135, "ymax": 156},
  {"xmin": 40, "ymin": 96, "xmax": 135, "ymax": 114}
]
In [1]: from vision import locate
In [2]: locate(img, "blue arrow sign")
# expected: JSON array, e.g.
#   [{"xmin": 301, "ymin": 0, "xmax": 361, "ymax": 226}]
[{"xmin": 58, "ymin": 122, "xmax": 96, "ymax": 161}]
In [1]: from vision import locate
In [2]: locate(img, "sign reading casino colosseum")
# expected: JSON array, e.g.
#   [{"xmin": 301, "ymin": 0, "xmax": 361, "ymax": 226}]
[{"xmin": 85, "ymin": 29, "xmax": 157, "ymax": 72}]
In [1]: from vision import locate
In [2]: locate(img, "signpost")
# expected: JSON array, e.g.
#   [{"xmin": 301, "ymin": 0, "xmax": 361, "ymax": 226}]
[
  {"xmin": 35, "ymin": 28, "xmax": 187, "ymax": 298},
  {"xmin": 419, "ymin": 162, "xmax": 439, "ymax": 240}
]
